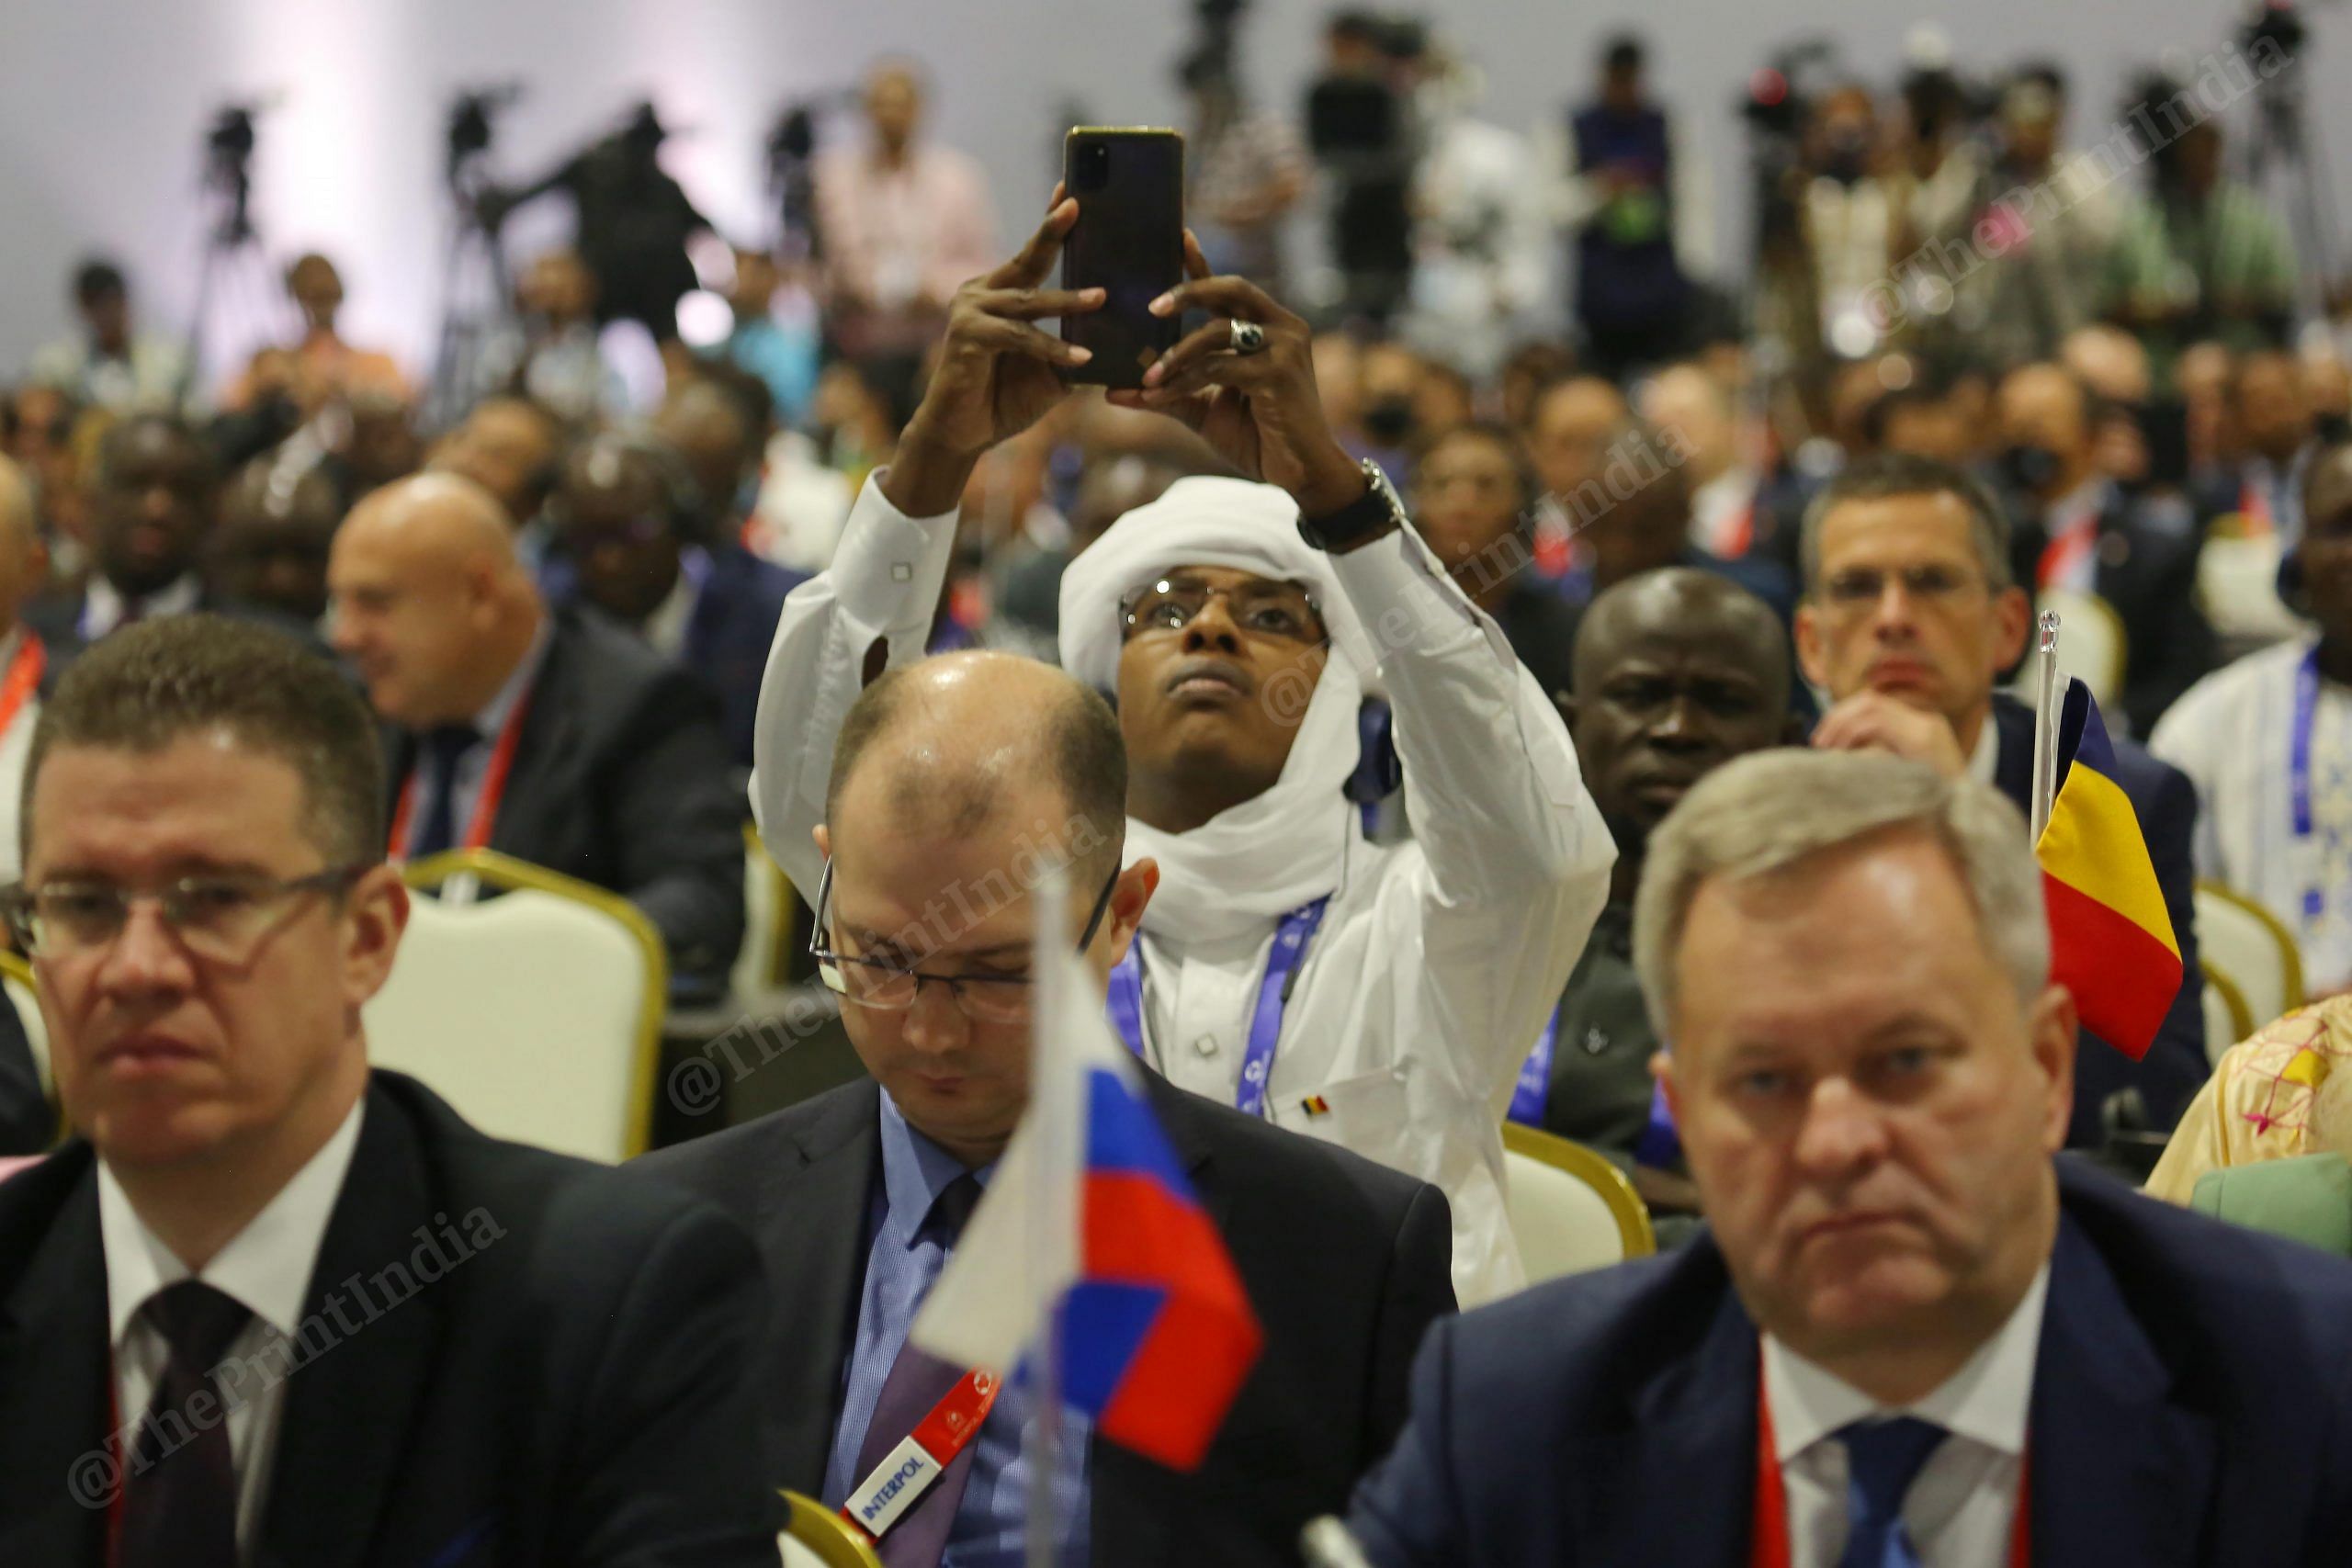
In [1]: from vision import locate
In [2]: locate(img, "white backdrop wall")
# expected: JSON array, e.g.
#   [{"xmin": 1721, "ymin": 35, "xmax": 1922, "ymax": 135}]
[{"xmin": 1, "ymin": 0, "xmax": 2346, "ymax": 379}]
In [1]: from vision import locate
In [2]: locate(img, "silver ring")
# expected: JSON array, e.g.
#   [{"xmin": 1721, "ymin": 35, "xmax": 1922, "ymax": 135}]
[{"xmin": 1228, "ymin": 320, "xmax": 1267, "ymax": 355}]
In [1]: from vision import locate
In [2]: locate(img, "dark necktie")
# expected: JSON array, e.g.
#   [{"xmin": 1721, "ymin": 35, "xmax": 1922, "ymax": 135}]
[
  {"xmin": 411, "ymin": 723, "xmax": 482, "ymax": 859},
  {"xmin": 1836, "ymin": 1416, "xmax": 1948, "ymax": 1568},
  {"xmin": 853, "ymin": 1174, "xmax": 987, "ymax": 1568},
  {"xmin": 119, "ymin": 1280, "xmax": 254, "ymax": 1568}
]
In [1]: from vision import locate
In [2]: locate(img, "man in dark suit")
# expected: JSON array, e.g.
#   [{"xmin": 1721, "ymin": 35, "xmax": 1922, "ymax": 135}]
[
  {"xmin": 21, "ymin": 416, "xmax": 315, "ymax": 655},
  {"xmin": 547, "ymin": 431, "xmax": 803, "ymax": 768},
  {"xmin": 1349, "ymin": 750, "xmax": 2352, "ymax": 1566},
  {"xmin": 328, "ymin": 472, "xmax": 745, "ymax": 1001},
  {"xmin": 634, "ymin": 649, "xmax": 1453, "ymax": 1568},
  {"xmin": 1995, "ymin": 363, "xmax": 2216, "ymax": 737},
  {"xmin": 1798, "ymin": 453, "xmax": 2206, "ymax": 1146},
  {"xmin": 0, "ymin": 615, "xmax": 776, "ymax": 1565}
]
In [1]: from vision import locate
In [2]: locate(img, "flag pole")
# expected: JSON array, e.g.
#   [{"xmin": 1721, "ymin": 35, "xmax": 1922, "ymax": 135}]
[
  {"xmin": 2030, "ymin": 611, "xmax": 2063, "ymax": 842},
  {"xmin": 1023, "ymin": 860, "xmax": 1077, "ymax": 1568}
]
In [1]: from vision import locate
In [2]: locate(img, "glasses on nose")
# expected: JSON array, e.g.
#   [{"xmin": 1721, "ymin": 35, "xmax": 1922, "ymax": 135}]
[
  {"xmin": 807, "ymin": 861, "xmax": 1122, "ymax": 1023},
  {"xmin": 0, "ymin": 865, "xmax": 371, "ymax": 963},
  {"xmin": 1816, "ymin": 564, "xmax": 1985, "ymax": 615},
  {"xmin": 1118, "ymin": 579, "xmax": 1325, "ymax": 644}
]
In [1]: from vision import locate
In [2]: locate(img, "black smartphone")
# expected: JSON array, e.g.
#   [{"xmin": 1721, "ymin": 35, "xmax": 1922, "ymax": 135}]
[{"xmin": 1060, "ymin": 128, "xmax": 1185, "ymax": 389}]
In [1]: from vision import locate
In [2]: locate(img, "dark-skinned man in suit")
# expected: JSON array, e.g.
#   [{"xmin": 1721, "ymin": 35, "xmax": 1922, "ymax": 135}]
[
  {"xmin": 633, "ymin": 649, "xmax": 1453, "ymax": 1568},
  {"xmin": 0, "ymin": 615, "xmax": 775, "ymax": 1565},
  {"xmin": 327, "ymin": 472, "xmax": 745, "ymax": 1002}
]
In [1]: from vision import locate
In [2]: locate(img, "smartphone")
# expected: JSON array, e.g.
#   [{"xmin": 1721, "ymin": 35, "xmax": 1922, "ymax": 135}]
[{"xmin": 1060, "ymin": 128, "xmax": 1185, "ymax": 389}]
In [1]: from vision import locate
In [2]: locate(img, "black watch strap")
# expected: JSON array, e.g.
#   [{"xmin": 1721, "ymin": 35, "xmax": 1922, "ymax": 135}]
[{"xmin": 1297, "ymin": 459, "xmax": 1406, "ymax": 553}]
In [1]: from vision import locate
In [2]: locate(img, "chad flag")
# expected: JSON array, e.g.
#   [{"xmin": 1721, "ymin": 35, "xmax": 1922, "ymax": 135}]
[{"xmin": 2035, "ymin": 679, "xmax": 2183, "ymax": 1058}]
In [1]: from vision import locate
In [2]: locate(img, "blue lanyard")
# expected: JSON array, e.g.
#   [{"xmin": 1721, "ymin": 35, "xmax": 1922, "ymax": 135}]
[
  {"xmin": 1106, "ymin": 897, "xmax": 1329, "ymax": 1119},
  {"xmin": 2292, "ymin": 646, "xmax": 2324, "ymax": 920},
  {"xmin": 1506, "ymin": 1006, "xmax": 1561, "ymax": 1126}
]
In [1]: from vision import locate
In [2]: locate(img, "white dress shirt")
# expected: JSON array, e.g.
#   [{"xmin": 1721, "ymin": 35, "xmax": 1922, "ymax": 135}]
[
  {"xmin": 1762, "ymin": 1263, "xmax": 2050, "ymax": 1568},
  {"xmin": 98, "ymin": 1099, "xmax": 364, "ymax": 1560},
  {"xmin": 2151, "ymin": 637, "xmax": 2352, "ymax": 991},
  {"xmin": 81, "ymin": 572, "xmax": 202, "ymax": 641},
  {"xmin": 751, "ymin": 474, "xmax": 1614, "ymax": 1304}
]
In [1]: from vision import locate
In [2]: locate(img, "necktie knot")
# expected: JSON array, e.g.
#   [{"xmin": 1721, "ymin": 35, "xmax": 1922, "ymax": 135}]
[
  {"xmin": 141, "ymin": 1280, "xmax": 254, "ymax": 1376},
  {"xmin": 1836, "ymin": 1416, "xmax": 1947, "ymax": 1568},
  {"xmin": 922, "ymin": 1173, "xmax": 984, "ymax": 1247}
]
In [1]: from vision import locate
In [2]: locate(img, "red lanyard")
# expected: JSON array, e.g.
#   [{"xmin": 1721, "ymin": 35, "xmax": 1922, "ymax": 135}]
[
  {"xmin": 2241, "ymin": 478, "xmax": 2275, "ymax": 537},
  {"xmin": 2035, "ymin": 511, "xmax": 2098, "ymax": 592},
  {"xmin": 386, "ymin": 689, "xmax": 534, "ymax": 860},
  {"xmin": 1750, "ymin": 1363, "xmax": 2030, "ymax": 1568},
  {"xmin": 838, "ymin": 1367, "xmax": 1002, "ymax": 1544},
  {"xmin": 0, "ymin": 632, "xmax": 44, "ymax": 744}
]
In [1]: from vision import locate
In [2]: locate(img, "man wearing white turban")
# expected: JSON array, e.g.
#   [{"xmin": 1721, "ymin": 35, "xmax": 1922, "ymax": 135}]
[{"xmin": 752, "ymin": 191, "xmax": 1613, "ymax": 1303}]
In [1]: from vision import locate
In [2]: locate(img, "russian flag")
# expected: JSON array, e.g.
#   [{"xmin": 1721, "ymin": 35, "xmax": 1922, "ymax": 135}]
[
  {"xmin": 910, "ymin": 862, "xmax": 1262, "ymax": 1472},
  {"xmin": 2036, "ymin": 678, "xmax": 2184, "ymax": 1059}
]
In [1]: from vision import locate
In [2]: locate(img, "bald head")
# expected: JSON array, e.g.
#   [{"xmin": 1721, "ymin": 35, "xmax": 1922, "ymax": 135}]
[
  {"xmin": 328, "ymin": 474, "xmax": 543, "ymax": 728},
  {"xmin": 1570, "ymin": 569, "xmax": 1792, "ymax": 852},
  {"xmin": 828, "ymin": 652, "xmax": 1127, "ymax": 877},
  {"xmin": 1642, "ymin": 365, "xmax": 1737, "ymax": 482}
]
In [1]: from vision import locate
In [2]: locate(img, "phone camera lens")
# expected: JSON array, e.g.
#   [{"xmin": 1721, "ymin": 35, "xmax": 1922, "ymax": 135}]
[{"xmin": 1074, "ymin": 140, "xmax": 1112, "ymax": 192}]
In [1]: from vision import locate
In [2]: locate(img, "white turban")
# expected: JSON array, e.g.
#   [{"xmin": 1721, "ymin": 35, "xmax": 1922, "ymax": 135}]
[{"xmin": 1058, "ymin": 476, "xmax": 1372, "ymax": 942}]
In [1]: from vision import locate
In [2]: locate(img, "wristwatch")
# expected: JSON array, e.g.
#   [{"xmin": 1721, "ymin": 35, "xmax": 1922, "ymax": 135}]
[{"xmin": 1296, "ymin": 458, "xmax": 1408, "ymax": 554}]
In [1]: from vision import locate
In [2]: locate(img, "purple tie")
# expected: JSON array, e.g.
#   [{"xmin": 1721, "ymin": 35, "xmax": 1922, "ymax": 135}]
[
  {"xmin": 853, "ymin": 1175, "xmax": 986, "ymax": 1568},
  {"xmin": 119, "ymin": 1280, "xmax": 253, "ymax": 1568}
]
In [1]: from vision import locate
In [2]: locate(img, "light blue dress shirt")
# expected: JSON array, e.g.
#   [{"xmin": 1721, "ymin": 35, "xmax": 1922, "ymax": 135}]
[{"xmin": 821, "ymin": 1091, "xmax": 1091, "ymax": 1567}]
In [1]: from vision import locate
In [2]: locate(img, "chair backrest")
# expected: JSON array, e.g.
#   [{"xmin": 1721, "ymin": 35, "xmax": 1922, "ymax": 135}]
[
  {"xmin": 2018, "ymin": 589, "xmax": 2127, "ymax": 714},
  {"xmin": 2200, "ymin": 959, "xmax": 2256, "ymax": 1068},
  {"xmin": 2194, "ymin": 880, "xmax": 2306, "ymax": 1036},
  {"xmin": 1500, "ymin": 1122, "xmax": 1656, "ymax": 1284},
  {"xmin": 0, "ymin": 950, "xmax": 46, "ymax": 1098},
  {"xmin": 779, "ymin": 1490, "xmax": 883, "ymax": 1568},
  {"xmin": 2196, "ymin": 533, "xmax": 2308, "ymax": 655},
  {"xmin": 366, "ymin": 851, "xmax": 666, "ymax": 1163},
  {"xmin": 733, "ymin": 823, "xmax": 796, "ymax": 1007}
]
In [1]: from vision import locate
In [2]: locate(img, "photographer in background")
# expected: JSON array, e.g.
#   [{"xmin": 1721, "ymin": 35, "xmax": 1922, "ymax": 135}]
[{"xmin": 1306, "ymin": 12, "xmax": 1422, "ymax": 326}]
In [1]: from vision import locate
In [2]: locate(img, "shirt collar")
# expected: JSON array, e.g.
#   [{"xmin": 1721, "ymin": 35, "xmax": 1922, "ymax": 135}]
[
  {"xmin": 97, "ymin": 1095, "xmax": 368, "ymax": 1346},
  {"xmin": 1762, "ymin": 1259, "xmax": 2051, "ymax": 1464},
  {"xmin": 2044, "ymin": 476, "xmax": 2109, "ymax": 534},
  {"xmin": 876, "ymin": 1089, "xmax": 996, "ymax": 1249},
  {"xmin": 641, "ymin": 547, "xmax": 709, "ymax": 661},
  {"xmin": 472, "ymin": 618, "xmax": 552, "ymax": 737},
  {"xmin": 85, "ymin": 572, "xmax": 200, "ymax": 638},
  {"xmin": 1966, "ymin": 711, "xmax": 2000, "ymax": 784}
]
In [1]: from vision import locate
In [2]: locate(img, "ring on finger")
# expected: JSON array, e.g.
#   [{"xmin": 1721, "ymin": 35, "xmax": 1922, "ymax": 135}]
[{"xmin": 1228, "ymin": 320, "xmax": 1268, "ymax": 355}]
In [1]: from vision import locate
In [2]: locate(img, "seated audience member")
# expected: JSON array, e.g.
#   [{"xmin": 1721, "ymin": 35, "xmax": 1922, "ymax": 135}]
[
  {"xmin": 2152, "ymin": 437, "xmax": 2352, "ymax": 992},
  {"xmin": 1525, "ymin": 374, "xmax": 1628, "ymax": 574},
  {"xmin": 1864, "ymin": 382, "xmax": 1975, "ymax": 468},
  {"xmin": 1533, "ymin": 570, "xmax": 1791, "ymax": 1213},
  {"xmin": 652, "ymin": 367, "xmax": 773, "ymax": 545},
  {"xmin": 636, "ymin": 650, "xmax": 1453, "ymax": 1567},
  {"xmin": 1798, "ymin": 454, "xmax": 2207, "ymax": 1145},
  {"xmin": 755, "ymin": 197, "xmax": 1614, "ymax": 1304},
  {"xmin": 1349, "ymin": 750, "xmax": 2352, "ymax": 1567},
  {"xmin": 483, "ymin": 248, "xmax": 624, "ymax": 425},
  {"xmin": 2148, "ymin": 998, "xmax": 2352, "ymax": 1203},
  {"xmin": 27, "ymin": 259, "xmax": 193, "ymax": 418},
  {"xmin": 549, "ymin": 433, "xmax": 803, "ymax": 768},
  {"xmin": 323, "ymin": 388, "xmax": 424, "ymax": 503},
  {"xmin": 1410, "ymin": 421, "xmax": 1579, "ymax": 700},
  {"xmin": 327, "ymin": 473, "xmax": 745, "ymax": 1001},
  {"xmin": 0, "ymin": 615, "xmax": 775, "ymax": 1562},
  {"xmin": 24, "ymin": 416, "xmax": 243, "ymax": 645},
  {"xmin": 1563, "ymin": 418, "xmax": 1796, "ymax": 626},
  {"xmin": 1994, "ymin": 363, "xmax": 2213, "ymax": 736},
  {"xmin": 2196, "ymin": 348, "xmax": 2317, "ymax": 541},
  {"xmin": 208, "ymin": 455, "xmax": 341, "ymax": 626},
  {"xmin": 0, "ymin": 457, "xmax": 55, "ymax": 884},
  {"xmin": 993, "ymin": 451, "xmax": 1191, "ymax": 649},
  {"xmin": 220, "ymin": 253, "xmax": 411, "ymax": 416},
  {"xmin": 427, "ymin": 393, "xmax": 566, "ymax": 559},
  {"xmin": 1641, "ymin": 361, "xmax": 1801, "ymax": 566},
  {"xmin": 717, "ymin": 245, "xmax": 821, "ymax": 428}
]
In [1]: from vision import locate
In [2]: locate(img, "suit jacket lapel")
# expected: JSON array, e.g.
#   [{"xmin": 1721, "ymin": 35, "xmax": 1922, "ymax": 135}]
[
  {"xmin": 487, "ymin": 622, "xmax": 578, "ymax": 864},
  {"xmin": 0, "ymin": 1148, "xmax": 111, "ymax": 1563},
  {"xmin": 2027, "ymin": 1214, "xmax": 2213, "ymax": 1567},
  {"xmin": 765, "ymin": 1079, "xmax": 885, "ymax": 1492},
  {"xmin": 253, "ymin": 1081, "xmax": 448, "ymax": 1565}
]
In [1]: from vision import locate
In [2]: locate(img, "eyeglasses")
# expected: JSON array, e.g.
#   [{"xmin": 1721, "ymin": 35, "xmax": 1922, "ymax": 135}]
[
  {"xmin": 0, "ymin": 865, "xmax": 372, "ymax": 962},
  {"xmin": 1815, "ymin": 564, "xmax": 1988, "ymax": 614},
  {"xmin": 808, "ymin": 860, "xmax": 1121, "ymax": 1024},
  {"xmin": 1118, "ymin": 578, "xmax": 1325, "ymax": 644}
]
